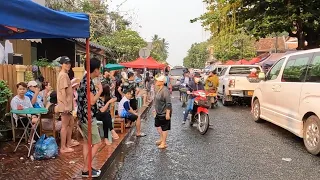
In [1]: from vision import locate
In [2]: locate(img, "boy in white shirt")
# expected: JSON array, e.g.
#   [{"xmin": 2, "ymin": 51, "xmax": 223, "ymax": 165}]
[
  {"xmin": 11, "ymin": 82, "xmax": 38, "ymax": 143},
  {"xmin": 118, "ymin": 89, "xmax": 146, "ymax": 137}
]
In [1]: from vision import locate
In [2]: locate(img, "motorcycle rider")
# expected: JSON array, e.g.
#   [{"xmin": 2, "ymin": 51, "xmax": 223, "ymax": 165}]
[
  {"xmin": 179, "ymin": 69, "xmax": 190, "ymax": 99},
  {"xmin": 181, "ymin": 69, "xmax": 191, "ymax": 84},
  {"xmin": 182, "ymin": 72, "xmax": 204, "ymax": 124},
  {"xmin": 164, "ymin": 68, "xmax": 172, "ymax": 94},
  {"xmin": 205, "ymin": 70, "xmax": 219, "ymax": 91}
]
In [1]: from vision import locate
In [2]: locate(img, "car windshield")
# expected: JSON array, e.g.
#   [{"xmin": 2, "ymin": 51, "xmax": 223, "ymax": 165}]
[
  {"xmin": 170, "ymin": 69, "xmax": 184, "ymax": 76},
  {"xmin": 229, "ymin": 66, "xmax": 261, "ymax": 75}
]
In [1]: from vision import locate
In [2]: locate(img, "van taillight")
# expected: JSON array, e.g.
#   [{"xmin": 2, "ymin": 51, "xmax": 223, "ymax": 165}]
[{"xmin": 229, "ymin": 79, "xmax": 235, "ymax": 88}]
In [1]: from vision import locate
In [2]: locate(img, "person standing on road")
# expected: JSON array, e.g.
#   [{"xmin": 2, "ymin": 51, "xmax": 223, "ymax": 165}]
[
  {"xmin": 56, "ymin": 56, "xmax": 78, "ymax": 153},
  {"xmin": 154, "ymin": 75, "xmax": 172, "ymax": 149}
]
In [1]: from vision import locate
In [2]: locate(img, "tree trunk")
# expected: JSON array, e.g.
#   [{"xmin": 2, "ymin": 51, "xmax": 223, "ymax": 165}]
[
  {"xmin": 296, "ymin": 19, "xmax": 305, "ymax": 50},
  {"xmin": 296, "ymin": 31, "xmax": 305, "ymax": 50}
]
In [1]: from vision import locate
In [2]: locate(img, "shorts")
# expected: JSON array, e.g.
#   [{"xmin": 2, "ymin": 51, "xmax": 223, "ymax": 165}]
[
  {"xmin": 121, "ymin": 112, "xmax": 138, "ymax": 122},
  {"xmin": 155, "ymin": 115, "xmax": 171, "ymax": 131},
  {"xmin": 130, "ymin": 98, "xmax": 137, "ymax": 110},
  {"xmin": 79, "ymin": 119, "xmax": 101, "ymax": 145}
]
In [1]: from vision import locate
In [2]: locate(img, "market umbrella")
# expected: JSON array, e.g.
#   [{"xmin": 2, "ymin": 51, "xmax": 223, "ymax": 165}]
[
  {"xmin": 105, "ymin": 63, "xmax": 125, "ymax": 71},
  {"xmin": 225, "ymin": 60, "xmax": 235, "ymax": 65},
  {"xmin": 235, "ymin": 59, "xmax": 250, "ymax": 65}
]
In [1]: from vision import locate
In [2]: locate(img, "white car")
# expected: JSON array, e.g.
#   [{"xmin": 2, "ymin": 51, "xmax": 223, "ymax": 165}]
[{"xmin": 252, "ymin": 48, "xmax": 320, "ymax": 155}]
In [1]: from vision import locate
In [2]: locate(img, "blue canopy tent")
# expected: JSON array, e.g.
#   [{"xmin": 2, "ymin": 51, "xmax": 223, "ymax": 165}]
[
  {"xmin": 0, "ymin": 0, "xmax": 89, "ymax": 38},
  {"xmin": 0, "ymin": 0, "xmax": 94, "ymax": 177}
]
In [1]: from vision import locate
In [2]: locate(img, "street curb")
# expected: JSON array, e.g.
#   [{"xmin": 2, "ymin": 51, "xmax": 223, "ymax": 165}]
[{"xmin": 97, "ymin": 103, "xmax": 152, "ymax": 179}]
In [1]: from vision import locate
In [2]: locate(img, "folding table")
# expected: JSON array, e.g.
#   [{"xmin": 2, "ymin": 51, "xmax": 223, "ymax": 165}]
[{"xmin": 11, "ymin": 108, "xmax": 48, "ymax": 157}]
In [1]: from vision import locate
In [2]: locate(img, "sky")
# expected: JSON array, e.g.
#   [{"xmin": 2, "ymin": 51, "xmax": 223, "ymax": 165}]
[{"xmin": 109, "ymin": 0, "xmax": 210, "ymax": 66}]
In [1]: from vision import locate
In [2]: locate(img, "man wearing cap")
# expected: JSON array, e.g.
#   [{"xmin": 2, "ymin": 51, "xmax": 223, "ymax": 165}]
[
  {"xmin": 25, "ymin": 80, "xmax": 44, "ymax": 108},
  {"xmin": 154, "ymin": 75, "xmax": 172, "ymax": 149},
  {"xmin": 182, "ymin": 72, "xmax": 204, "ymax": 124},
  {"xmin": 56, "ymin": 56, "xmax": 75, "ymax": 153}
]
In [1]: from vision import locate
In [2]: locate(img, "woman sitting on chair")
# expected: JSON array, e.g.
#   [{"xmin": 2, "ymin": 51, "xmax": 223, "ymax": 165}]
[
  {"xmin": 96, "ymin": 84, "xmax": 120, "ymax": 145},
  {"xmin": 41, "ymin": 91, "xmax": 62, "ymax": 132}
]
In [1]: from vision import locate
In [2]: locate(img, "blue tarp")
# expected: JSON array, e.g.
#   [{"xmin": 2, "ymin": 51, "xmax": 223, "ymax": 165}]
[{"xmin": 0, "ymin": 0, "xmax": 90, "ymax": 39}]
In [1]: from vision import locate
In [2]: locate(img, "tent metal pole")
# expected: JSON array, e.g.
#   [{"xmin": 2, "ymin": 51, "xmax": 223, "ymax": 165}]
[{"xmin": 85, "ymin": 38, "xmax": 92, "ymax": 178}]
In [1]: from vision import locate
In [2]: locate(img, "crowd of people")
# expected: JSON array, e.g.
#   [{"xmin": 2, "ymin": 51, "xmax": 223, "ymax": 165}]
[{"xmin": 10, "ymin": 56, "xmax": 174, "ymax": 178}]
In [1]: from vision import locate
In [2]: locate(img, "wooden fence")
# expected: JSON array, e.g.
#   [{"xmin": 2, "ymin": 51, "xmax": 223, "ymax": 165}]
[
  {"xmin": 0, "ymin": 64, "xmax": 17, "ymax": 95},
  {"xmin": 25, "ymin": 65, "xmax": 57, "ymax": 91},
  {"xmin": 0, "ymin": 65, "xmax": 57, "ymax": 113}
]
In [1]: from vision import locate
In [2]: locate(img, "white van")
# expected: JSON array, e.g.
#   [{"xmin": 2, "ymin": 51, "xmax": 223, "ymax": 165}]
[{"xmin": 252, "ymin": 48, "xmax": 320, "ymax": 155}]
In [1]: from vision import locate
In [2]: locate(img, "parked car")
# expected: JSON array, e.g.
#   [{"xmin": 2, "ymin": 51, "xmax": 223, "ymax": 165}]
[
  {"xmin": 169, "ymin": 66, "xmax": 187, "ymax": 91},
  {"xmin": 217, "ymin": 65, "xmax": 263, "ymax": 106},
  {"xmin": 252, "ymin": 48, "xmax": 320, "ymax": 155}
]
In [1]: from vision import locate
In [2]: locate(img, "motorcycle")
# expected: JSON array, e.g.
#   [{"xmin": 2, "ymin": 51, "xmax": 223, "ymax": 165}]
[
  {"xmin": 188, "ymin": 90, "xmax": 210, "ymax": 135},
  {"xmin": 179, "ymin": 83, "xmax": 188, "ymax": 107}
]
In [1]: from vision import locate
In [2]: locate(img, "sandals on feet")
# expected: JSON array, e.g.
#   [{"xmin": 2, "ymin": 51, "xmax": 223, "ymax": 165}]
[
  {"xmin": 112, "ymin": 135, "xmax": 119, "ymax": 140},
  {"xmin": 68, "ymin": 140, "xmax": 80, "ymax": 147},
  {"xmin": 136, "ymin": 133, "xmax": 146, "ymax": 137},
  {"xmin": 158, "ymin": 144, "xmax": 168, "ymax": 149},
  {"xmin": 60, "ymin": 147, "xmax": 74, "ymax": 153},
  {"xmin": 156, "ymin": 140, "xmax": 162, "ymax": 145}
]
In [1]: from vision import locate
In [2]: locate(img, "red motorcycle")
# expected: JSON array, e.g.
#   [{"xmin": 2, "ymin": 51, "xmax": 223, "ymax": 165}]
[{"xmin": 188, "ymin": 90, "xmax": 210, "ymax": 135}]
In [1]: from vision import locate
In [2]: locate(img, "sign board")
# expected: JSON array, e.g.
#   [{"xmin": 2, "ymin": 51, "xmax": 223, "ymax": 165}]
[{"xmin": 139, "ymin": 47, "xmax": 150, "ymax": 59}]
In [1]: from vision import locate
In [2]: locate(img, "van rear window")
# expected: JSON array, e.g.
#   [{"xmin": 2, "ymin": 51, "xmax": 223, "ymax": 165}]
[
  {"xmin": 229, "ymin": 66, "xmax": 261, "ymax": 75},
  {"xmin": 170, "ymin": 69, "xmax": 184, "ymax": 76}
]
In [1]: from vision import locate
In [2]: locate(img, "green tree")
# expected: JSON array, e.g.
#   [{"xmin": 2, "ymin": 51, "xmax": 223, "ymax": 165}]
[
  {"xmin": 183, "ymin": 42, "xmax": 209, "ymax": 68},
  {"xmin": 191, "ymin": 0, "xmax": 255, "ymax": 61},
  {"xmin": 97, "ymin": 30, "xmax": 147, "ymax": 62},
  {"xmin": 194, "ymin": 0, "xmax": 320, "ymax": 50},
  {"xmin": 46, "ymin": 0, "xmax": 131, "ymax": 40},
  {"xmin": 210, "ymin": 30, "xmax": 256, "ymax": 61},
  {"xmin": 150, "ymin": 35, "xmax": 169, "ymax": 62}
]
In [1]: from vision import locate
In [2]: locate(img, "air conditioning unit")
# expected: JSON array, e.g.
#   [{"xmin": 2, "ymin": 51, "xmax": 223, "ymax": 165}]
[{"xmin": 8, "ymin": 53, "xmax": 23, "ymax": 65}]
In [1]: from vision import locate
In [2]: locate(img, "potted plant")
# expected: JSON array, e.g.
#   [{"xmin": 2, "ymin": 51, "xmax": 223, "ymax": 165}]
[{"xmin": 0, "ymin": 80, "xmax": 13, "ymax": 141}]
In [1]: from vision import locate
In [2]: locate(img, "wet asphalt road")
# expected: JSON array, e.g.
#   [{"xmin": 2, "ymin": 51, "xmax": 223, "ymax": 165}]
[{"xmin": 103, "ymin": 92, "xmax": 320, "ymax": 180}]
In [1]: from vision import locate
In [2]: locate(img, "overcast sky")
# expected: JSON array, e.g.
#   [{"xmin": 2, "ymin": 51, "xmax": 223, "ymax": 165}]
[{"xmin": 109, "ymin": 0, "xmax": 209, "ymax": 66}]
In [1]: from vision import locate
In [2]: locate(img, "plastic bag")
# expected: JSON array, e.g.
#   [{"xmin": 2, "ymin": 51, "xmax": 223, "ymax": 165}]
[{"xmin": 34, "ymin": 135, "xmax": 58, "ymax": 160}]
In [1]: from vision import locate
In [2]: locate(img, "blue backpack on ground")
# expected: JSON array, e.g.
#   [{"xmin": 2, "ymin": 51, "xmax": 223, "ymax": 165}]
[{"xmin": 34, "ymin": 134, "xmax": 58, "ymax": 160}]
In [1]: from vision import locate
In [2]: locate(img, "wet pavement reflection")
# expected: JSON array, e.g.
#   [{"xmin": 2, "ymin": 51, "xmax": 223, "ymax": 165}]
[{"xmin": 101, "ymin": 92, "xmax": 320, "ymax": 180}]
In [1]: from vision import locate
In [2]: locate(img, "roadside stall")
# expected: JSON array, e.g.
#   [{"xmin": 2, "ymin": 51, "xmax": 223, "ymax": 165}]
[{"xmin": 0, "ymin": 0, "xmax": 95, "ymax": 177}]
